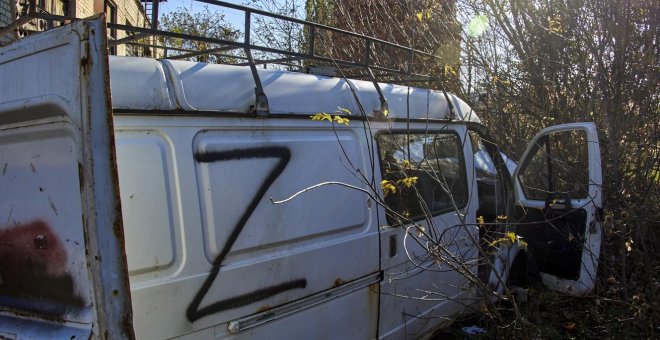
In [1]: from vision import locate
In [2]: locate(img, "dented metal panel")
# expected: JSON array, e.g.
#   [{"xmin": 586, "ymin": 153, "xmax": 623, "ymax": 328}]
[{"xmin": 0, "ymin": 17, "xmax": 133, "ymax": 338}]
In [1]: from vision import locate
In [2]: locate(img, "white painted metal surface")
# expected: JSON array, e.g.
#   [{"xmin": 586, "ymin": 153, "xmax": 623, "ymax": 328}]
[
  {"xmin": 107, "ymin": 56, "xmax": 602, "ymax": 338},
  {"xmin": 513, "ymin": 122, "xmax": 603, "ymax": 294},
  {"xmin": 0, "ymin": 17, "xmax": 132, "ymax": 338},
  {"xmin": 114, "ymin": 116, "xmax": 380, "ymax": 339},
  {"xmin": 109, "ymin": 56, "xmax": 481, "ymax": 123},
  {"xmin": 375, "ymin": 123, "xmax": 480, "ymax": 339}
]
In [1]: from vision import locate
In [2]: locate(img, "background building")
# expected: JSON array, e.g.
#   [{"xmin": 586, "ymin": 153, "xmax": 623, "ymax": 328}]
[{"xmin": 0, "ymin": 0, "xmax": 154, "ymax": 55}]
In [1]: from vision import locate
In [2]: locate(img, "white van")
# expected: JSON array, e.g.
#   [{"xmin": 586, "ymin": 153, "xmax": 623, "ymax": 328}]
[{"xmin": 0, "ymin": 16, "xmax": 603, "ymax": 339}]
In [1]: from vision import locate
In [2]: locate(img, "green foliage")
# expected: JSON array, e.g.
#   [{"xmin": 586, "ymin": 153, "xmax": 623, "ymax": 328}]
[{"xmin": 159, "ymin": 6, "xmax": 239, "ymax": 63}]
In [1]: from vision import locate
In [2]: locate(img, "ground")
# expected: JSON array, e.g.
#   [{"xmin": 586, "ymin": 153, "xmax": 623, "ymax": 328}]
[{"xmin": 433, "ymin": 281, "xmax": 660, "ymax": 339}]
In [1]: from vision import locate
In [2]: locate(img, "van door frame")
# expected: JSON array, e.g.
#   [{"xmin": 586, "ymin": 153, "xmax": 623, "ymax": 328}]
[
  {"xmin": 0, "ymin": 16, "xmax": 133, "ymax": 337},
  {"xmin": 512, "ymin": 122, "xmax": 603, "ymax": 294}
]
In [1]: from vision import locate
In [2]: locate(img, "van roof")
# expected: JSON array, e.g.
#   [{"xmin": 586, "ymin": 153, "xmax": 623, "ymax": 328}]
[{"xmin": 109, "ymin": 56, "xmax": 481, "ymax": 124}]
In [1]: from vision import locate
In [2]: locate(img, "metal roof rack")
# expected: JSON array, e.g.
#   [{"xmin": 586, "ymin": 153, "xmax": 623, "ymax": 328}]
[{"xmin": 1, "ymin": 0, "xmax": 456, "ymax": 119}]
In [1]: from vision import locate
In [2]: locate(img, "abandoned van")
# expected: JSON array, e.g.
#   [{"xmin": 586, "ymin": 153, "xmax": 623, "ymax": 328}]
[{"xmin": 0, "ymin": 13, "xmax": 603, "ymax": 340}]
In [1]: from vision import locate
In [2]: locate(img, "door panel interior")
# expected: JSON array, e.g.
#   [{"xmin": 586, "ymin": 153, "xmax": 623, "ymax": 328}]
[{"xmin": 512, "ymin": 123, "xmax": 603, "ymax": 293}]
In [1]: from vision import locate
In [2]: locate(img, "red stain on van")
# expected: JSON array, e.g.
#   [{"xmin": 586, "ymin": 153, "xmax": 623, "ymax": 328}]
[{"xmin": 0, "ymin": 220, "xmax": 84, "ymax": 310}]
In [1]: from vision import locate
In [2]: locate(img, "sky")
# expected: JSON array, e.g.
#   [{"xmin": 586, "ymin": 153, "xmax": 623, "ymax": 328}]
[{"xmin": 159, "ymin": 0, "xmax": 249, "ymax": 28}]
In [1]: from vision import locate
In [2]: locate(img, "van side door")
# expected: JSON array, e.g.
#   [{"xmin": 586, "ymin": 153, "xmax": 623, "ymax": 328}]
[
  {"xmin": 512, "ymin": 123, "xmax": 603, "ymax": 294},
  {"xmin": 376, "ymin": 125, "xmax": 479, "ymax": 338},
  {"xmin": 0, "ymin": 17, "xmax": 132, "ymax": 338}
]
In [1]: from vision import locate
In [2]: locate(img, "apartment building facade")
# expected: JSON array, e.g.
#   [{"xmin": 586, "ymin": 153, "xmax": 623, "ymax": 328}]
[{"xmin": 0, "ymin": 0, "xmax": 152, "ymax": 55}]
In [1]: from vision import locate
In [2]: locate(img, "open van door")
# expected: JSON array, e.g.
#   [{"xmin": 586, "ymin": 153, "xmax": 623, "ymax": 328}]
[
  {"xmin": 0, "ymin": 17, "xmax": 133, "ymax": 337},
  {"xmin": 512, "ymin": 123, "xmax": 603, "ymax": 294}
]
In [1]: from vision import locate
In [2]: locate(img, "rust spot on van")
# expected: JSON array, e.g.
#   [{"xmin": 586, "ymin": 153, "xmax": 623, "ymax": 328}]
[
  {"xmin": 77, "ymin": 162, "xmax": 84, "ymax": 194},
  {"xmin": 333, "ymin": 278, "xmax": 346, "ymax": 287},
  {"xmin": 257, "ymin": 305, "xmax": 272, "ymax": 313},
  {"xmin": 80, "ymin": 56, "xmax": 89, "ymax": 76}
]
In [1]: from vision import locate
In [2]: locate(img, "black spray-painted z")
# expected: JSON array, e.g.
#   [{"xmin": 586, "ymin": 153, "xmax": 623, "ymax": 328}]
[{"xmin": 188, "ymin": 146, "xmax": 307, "ymax": 322}]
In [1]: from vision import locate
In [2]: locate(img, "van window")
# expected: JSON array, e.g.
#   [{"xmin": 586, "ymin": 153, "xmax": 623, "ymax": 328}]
[
  {"xmin": 518, "ymin": 129, "xmax": 589, "ymax": 200},
  {"xmin": 377, "ymin": 132, "xmax": 468, "ymax": 224},
  {"xmin": 469, "ymin": 131, "xmax": 506, "ymax": 221}
]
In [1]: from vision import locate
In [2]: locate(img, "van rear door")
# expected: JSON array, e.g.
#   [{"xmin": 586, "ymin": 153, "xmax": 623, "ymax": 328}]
[
  {"xmin": 512, "ymin": 123, "xmax": 603, "ymax": 294},
  {"xmin": 0, "ymin": 17, "xmax": 132, "ymax": 338}
]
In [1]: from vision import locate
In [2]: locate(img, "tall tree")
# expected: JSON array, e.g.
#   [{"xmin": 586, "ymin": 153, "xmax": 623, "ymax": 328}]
[
  {"xmin": 305, "ymin": 0, "xmax": 460, "ymax": 88},
  {"xmin": 461, "ymin": 0, "xmax": 659, "ymax": 300},
  {"xmin": 159, "ymin": 6, "xmax": 239, "ymax": 63}
]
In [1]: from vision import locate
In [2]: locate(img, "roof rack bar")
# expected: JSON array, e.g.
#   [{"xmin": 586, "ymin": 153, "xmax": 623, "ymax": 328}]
[
  {"xmin": 164, "ymin": 45, "xmax": 240, "ymax": 60},
  {"xmin": 195, "ymin": 0, "xmax": 439, "ymax": 60},
  {"xmin": 109, "ymin": 32, "xmax": 152, "ymax": 47},
  {"xmin": 244, "ymin": 10, "xmax": 269, "ymax": 117},
  {"xmin": 0, "ymin": 16, "xmax": 31, "ymax": 37},
  {"xmin": 151, "ymin": 0, "xmax": 159, "ymax": 29},
  {"xmin": 308, "ymin": 26, "xmax": 315, "ymax": 57},
  {"xmin": 125, "ymin": 42, "xmax": 196, "ymax": 53},
  {"xmin": 363, "ymin": 40, "xmax": 388, "ymax": 118},
  {"xmin": 236, "ymin": 56, "xmax": 304, "ymax": 67},
  {"xmin": 6, "ymin": 0, "xmax": 449, "ymax": 87},
  {"xmin": 35, "ymin": 19, "xmax": 438, "ymax": 83}
]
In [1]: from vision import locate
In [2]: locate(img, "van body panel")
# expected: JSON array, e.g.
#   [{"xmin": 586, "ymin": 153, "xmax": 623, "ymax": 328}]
[
  {"xmin": 110, "ymin": 56, "xmax": 481, "ymax": 123},
  {"xmin": 109, "ymin": 57, "xmax": 175, "ymax": 110},
  {"xmin": 375, "ymin": 123, "xmax": 480, "ymax": 338},
  {"xmin": 175, "ymin": 285, "xmax": 378, "ymax": 340},
  {"xmin": 0, "ymin": 17, "xmax": 132, "ymax": 338},
  {"xmin": 113, "ymin": 116, "xmax": 379, "ymax": 339}
]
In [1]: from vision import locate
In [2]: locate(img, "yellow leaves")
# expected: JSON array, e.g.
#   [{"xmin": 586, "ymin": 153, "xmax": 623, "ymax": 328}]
[
  {"xmin": 337, "ymin": 107, "xmax": 352, "ymax": 115},
  {"xmin": 477, "ymin": 215, "xmax": 485, "ymax": 225},
  {"xmin": 548, "ymin": 16, "xmax": 563, "ymax": 34},
  {"xmin": 333, "ymin": 116, "xmax": 350, "ymax": 126},
  {"xmin": 396, "ymin": 176, "xmax": 418, "ymax": 188},
  {"xmin": 504, "ymin": 231, "xmax": 517, "ymax": 243},
  {"xmin": 381, "ymin": 176, "xmax": 418, "ymax": 196},
  {"xmin": 415, "ymin": 10, "xmax": 432, "ymax": 23},
  {"xmin": 491, "ymin": 75, "xmax": 510, "ymax": 86},
  {"xmin": 310, "ymin": 107, "xmax": 351, "ymax": 126},
  {"xmin": 497, "ymin": 215, "xmax": 507, "ymax": 221},
  {"xmin": 400, "ymin": 159, "xmax": 414, "ymax": 170},
  {"xmin": 310, "ymin": 112, "xmax": 332, "ymax": 122},
  {"xmin": 381, "ymin": 180, "xmax": 397, "ymax": 196},
  {"xmin": 382, "ymin": 108, "xmax": 389, "ymax": 117},
  {"xmin": 489, "ymin": 231, "xmax": 528, "ymax": 249},
  {"xmin": 444, "ymin": 65, "xmax": 457, "ymax": 77}
]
